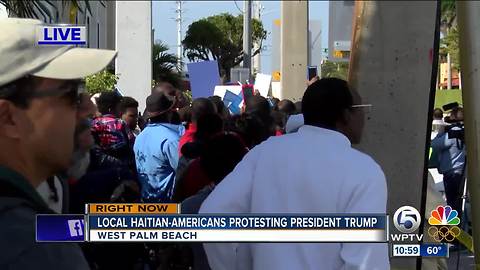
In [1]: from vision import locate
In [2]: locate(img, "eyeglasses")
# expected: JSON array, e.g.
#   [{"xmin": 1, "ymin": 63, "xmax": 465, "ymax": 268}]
[
  {"xmin": 31, "ymin": 80, "xmax": 84, "ymax": 107},
  {"xmin": 351, "ymin": 104, "xmax": 372, "ymax": 112}
]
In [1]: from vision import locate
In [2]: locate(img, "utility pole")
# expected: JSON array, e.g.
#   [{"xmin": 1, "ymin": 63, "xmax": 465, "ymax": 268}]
[
  {"xmin": 252, "ymin": 0, "xmax": 262, "ymax": 74},
  {"xmin": 175, "ymin": 1, "xmax": 184, "ymax": 70},
  {"xmin": 243, "ymin": 0, "xmax": 252, "ymax": 81}
]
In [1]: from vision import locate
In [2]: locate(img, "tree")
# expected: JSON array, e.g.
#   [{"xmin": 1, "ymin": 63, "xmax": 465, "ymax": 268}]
[
  {"xmin": 85, "ymin": 70, "xmax": 118, "ymax": 95},
  {"xmin": 182, "ymin": 13, "xmax": 267, "ymax": 81},
  {"xmin": 440, "ymin": 26, "xmax": 459, "ymax": 71},
  {"xmin": 439, "ymin": 0, "xmax": 460, "ymax": 75},
  {"xmin": 440, "ymin": 0, "xmax": 456, "ymax": 35},
  {"xmin": 152, "ymin": 41, "xmax": 182, "ymax": 88},
  {"xmin": 321, "ymin": 61, "xmax": 349, "ymax": 80},
  {"xmin": 0, "ymin": 1, "xmax": 91, "ymax": 22}
]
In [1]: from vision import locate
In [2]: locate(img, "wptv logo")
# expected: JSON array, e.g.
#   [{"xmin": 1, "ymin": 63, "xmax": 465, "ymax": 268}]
[
  {"xmin": 36, "ymin": 25, "xmax": 86, "ymax": 46},
  {"xmin": 391, "ymin": 205, "xmax": 461, "ymax": 243}
]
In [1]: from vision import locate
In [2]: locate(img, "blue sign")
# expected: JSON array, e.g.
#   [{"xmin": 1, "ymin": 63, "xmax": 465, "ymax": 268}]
[
  {"xmin": 223, "ymin": 90, "xmax": 242, "ymax": 115},
  {"xmin": 37, "ymin": 25, "xmax": 87, "ymax": 45},
  {"xmin": 187, "ymin": 61, "xmax": 221, "ymax": 99},
  {"xmin": 36, "ymin": 214, "xmax": 86, "ymax": 242}
]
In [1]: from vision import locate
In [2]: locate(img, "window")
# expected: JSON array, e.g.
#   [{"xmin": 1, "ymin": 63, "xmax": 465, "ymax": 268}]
[
  {"xmin": 86, "ymin": 17, "xmax": 90, "ymax": 47},
  {"xmin": 97, "ymin": 23, "xmax": 100, "ymax": 48}
]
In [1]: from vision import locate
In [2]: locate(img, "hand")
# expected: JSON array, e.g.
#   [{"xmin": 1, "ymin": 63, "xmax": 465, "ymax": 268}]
[{"xmin": 307, "ymin": 76, "xmax": 319, "ymax": 86}]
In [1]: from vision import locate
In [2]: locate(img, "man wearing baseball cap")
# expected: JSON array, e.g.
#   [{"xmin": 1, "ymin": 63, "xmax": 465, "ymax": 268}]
[{"xmin": 0, "ymin": 18, "xmax": 116, "ymax": 269}]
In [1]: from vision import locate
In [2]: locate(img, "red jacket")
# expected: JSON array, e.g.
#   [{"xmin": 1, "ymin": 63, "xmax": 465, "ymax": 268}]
[
  {"xmin": 179, "ymin": 123, "xmax": 197, "ymax": 156},
  {"xmin": 175, "ymin": 158, "xmax": 212, "ymax": 202}
]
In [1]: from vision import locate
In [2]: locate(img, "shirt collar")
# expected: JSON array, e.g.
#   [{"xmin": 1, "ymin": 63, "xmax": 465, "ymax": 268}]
[
  {"xmin": 298, "ymin": 125, "xmax": 352, "ymax": 147},
  {"xmin": 0, "ymin": 165, "xmax": 51, "ymax": 211}
]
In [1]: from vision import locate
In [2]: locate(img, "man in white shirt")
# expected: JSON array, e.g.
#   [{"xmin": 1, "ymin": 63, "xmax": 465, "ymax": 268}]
[{"xmin": 200, "ymin": 78, "xmax": 389, "ymax": 270}]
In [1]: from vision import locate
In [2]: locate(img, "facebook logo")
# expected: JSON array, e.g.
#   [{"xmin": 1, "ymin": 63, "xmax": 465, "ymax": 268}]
[{"xmin": 67, "ymin": 219, "xmax": 85, "ymax": 237}]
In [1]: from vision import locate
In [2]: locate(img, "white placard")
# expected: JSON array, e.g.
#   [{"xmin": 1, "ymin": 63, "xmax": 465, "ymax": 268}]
[
  {"xmin": 271, "ymin": 82, "xmax": 282, "ymax": 99},
  {"xmin": 254, "ymin": 73, "xmax": 272, "ymax": 97}
]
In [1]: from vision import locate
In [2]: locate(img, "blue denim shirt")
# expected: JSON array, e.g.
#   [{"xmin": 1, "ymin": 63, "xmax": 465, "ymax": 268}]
[
  {"xmin": 431, "ymin": 126, "xmax": 466, "ymax": 175},
  {"xmin": 134, "ymin": 123, "xmax": 184, "ymax": 202}
]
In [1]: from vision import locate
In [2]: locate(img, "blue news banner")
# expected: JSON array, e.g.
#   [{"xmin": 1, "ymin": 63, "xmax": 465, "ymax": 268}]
[
  {"xmin": 36, "ymin": 215, "xmax": 85, "ymax": 242},
  {"xmin": 37, "ymin": 214, "xmax": 388, "ymax": 242}
]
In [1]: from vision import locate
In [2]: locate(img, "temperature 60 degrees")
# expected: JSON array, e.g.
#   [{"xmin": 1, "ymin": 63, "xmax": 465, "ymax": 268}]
[{"xmin": 427, "ymin": 246, "xmax": 441, "ymax": 255}]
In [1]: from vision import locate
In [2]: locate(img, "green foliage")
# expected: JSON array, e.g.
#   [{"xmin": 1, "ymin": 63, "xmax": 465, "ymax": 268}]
[
  {"xmin": 85, "ymin": 70, "xmax": 118, "ymax": 95},
  {"xmin": 440, "ymin": 26, "xmax": 459, "ymax": 70},
  {"xmin": 440, "ymin": 0, "xmax": 456, "ymax": 31},
  {"xmin": 1, "ymin": 0, "xmax": 91, "ymax": 20},
  {"xmin": 183, "ymin": 13, "xmax": 267, "ymax": 81},
  {"xmin": 152, "ymin": 41, "xmax": 182, "ymax": 89},
  {"xmin": 435, "ymin": 89, "xmax": 462, "ymax": 109},
  {"xmin": 439, "ymin": 0, "xmax": 459, "ymax": 71},
  {"xmin": 320, "ymin": 61, "xmax": 349, "ymax": 80}
]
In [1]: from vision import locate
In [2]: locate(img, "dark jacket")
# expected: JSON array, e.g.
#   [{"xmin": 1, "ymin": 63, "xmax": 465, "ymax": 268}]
[{"xmin": 0, "ymin": 166, "xmax": 89, "ymax": 269}]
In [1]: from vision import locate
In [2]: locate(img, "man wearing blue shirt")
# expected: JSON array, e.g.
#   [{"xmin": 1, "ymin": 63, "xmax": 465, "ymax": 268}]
[
  {"xmin": 431, "ymin": 107, "xmax": 466, "ymax": 213},
  {"xmin": 134, "ymin": 92, "xmax": 184, "ymax": 202}
]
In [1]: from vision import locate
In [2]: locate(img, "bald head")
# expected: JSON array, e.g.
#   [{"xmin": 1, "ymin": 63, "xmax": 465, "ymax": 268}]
[{"xmin": 152, "ymin": 81, "xmax": 176, "ymax": 96}]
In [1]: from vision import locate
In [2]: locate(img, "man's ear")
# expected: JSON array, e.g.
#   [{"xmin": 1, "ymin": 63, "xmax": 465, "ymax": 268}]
[{"xmin": 0, "ymin": 100, "xmax": 23, "ymax": 139}]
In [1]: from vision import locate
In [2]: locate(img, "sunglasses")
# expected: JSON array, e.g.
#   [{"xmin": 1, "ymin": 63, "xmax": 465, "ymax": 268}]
[{"xmin": 30, "ymin": 80, "xmax": 84, "ymax": 107}]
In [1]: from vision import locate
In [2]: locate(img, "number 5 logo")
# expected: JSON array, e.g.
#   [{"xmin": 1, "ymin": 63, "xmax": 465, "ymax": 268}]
[{"xmin": 393, "ymin": 206, "xmax": 421, "ymax": 233}]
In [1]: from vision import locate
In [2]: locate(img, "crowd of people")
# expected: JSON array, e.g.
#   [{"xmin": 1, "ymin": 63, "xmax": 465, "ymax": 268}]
[
  {"xmin": 430, "ymin": 104, "xmax": 467, "ymax": 217},
  {"xmin": 0, "ymin": 18, "xmax": 389, "ymax": 270}
]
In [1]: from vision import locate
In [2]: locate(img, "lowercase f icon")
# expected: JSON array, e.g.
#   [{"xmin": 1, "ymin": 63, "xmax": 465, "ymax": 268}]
[{"xmin": 67, "ymin": 219, "xmax": 84, "ymax": 237}]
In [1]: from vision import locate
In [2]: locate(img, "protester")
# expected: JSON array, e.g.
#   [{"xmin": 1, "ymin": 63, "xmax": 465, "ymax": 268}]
[
  {"xmin": 294, "ymin": 101, "xmax": 302, "ymax": 114},
  {"xmin": 181, "ymin": 132, "xmax": 248, "ymax": 270},
  {"xmin": 152, "ymin": 80, "xmax": 177, "ymax": 96},
  {"xmin": 91, "ymin": 91, "xmax": 133, "ymax": 162},
  {"xmin": 208, "ymin": 95, "xmax": 230, "ymax": 120},
  {"xmin": 120, "ymin": 96, "xmax": 140, "ymax": 134},
  {"xmin": 178, "ymin": 105, "xmax": 192, "ymax": 127},
  {"xmin": 225, "ymin": 113, "xmax": 268, "ymax": 149},
  {"xmin": 200, "ymin": 78, "xmax": 389, "ymax": 270},
  {"xmin": 134, "ymin": 92, "xmax": 184, "ymax": 202},
  {"xmin": 181, "ymin": 113, "xmax": 224, "ymax": 159},
  {"xmin": 433, "ymin": 108, "xmax": 444, "ymax": 120},
  {"xmin": 179, "ymin": 98, "xmax": 217, "ymax": 154},
  {"xmin": 244, "ymin": 95, "xmax": 275, "ymax": 139},
  {"xmin": 270, "ymin": 97, "xmax": 280, "ymax": 110},
  {"xmin": 175, "ymin": 89, "xmax": 190, "ymax": 110},
  {"xmin": 174, "ymin": 113, "xmax": 224, "ymax": 202},
  {"xmin": 431, "ymin": 106, "xmax": 466, "ymax": 213},
  {"xmin": 271, "ymin": 110, "xmax": 287, "ymax": 135},
  {"xmin": 0, "ymin": 18, "xmax": 116, "ymax": 268},
  {"xmin": 37, "ymin": 93, "xmax": 97, "ymax": 213},
  {"xmin": 277, "ymin": 99, "xmax": 296, "ymax": 116}
]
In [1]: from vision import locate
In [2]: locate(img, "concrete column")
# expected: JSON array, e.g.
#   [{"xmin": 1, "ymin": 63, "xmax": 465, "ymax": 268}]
[
  {"xmin": 280, "ymin": 0, "xmax": 308, "ymax": 101},
  {"xmin": 349, "ymin": 1, "xmax": 438, "ymax": 269},
  {"xmin": 115, "ymin": 1, "xmax": 152, "ymax": 111},
  {"xmin": 457, "ymin": 1, "xmax": 480, "ymax": 265}
]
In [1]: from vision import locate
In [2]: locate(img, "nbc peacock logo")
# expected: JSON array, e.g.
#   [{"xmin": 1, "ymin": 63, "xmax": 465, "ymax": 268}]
[{"xmin": 427, "ymin": 205, "xmax": 461, "ymax": 242}]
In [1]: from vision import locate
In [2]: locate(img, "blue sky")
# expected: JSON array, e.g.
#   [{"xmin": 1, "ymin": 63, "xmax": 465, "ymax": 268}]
[{"xmin": 152, "ymin": 1, "xmax": 329, "ymax": 75}]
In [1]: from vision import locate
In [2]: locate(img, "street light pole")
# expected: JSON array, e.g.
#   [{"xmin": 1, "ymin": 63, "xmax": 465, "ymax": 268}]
[{"xmin": 243, "ymin": 0, "xmax": 252, "ymax": 82}]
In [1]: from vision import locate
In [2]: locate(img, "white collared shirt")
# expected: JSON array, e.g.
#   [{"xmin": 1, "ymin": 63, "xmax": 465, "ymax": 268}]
[{"xmin": 200, "ymin": 125, "xmax": 389, "ymax": 270}]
